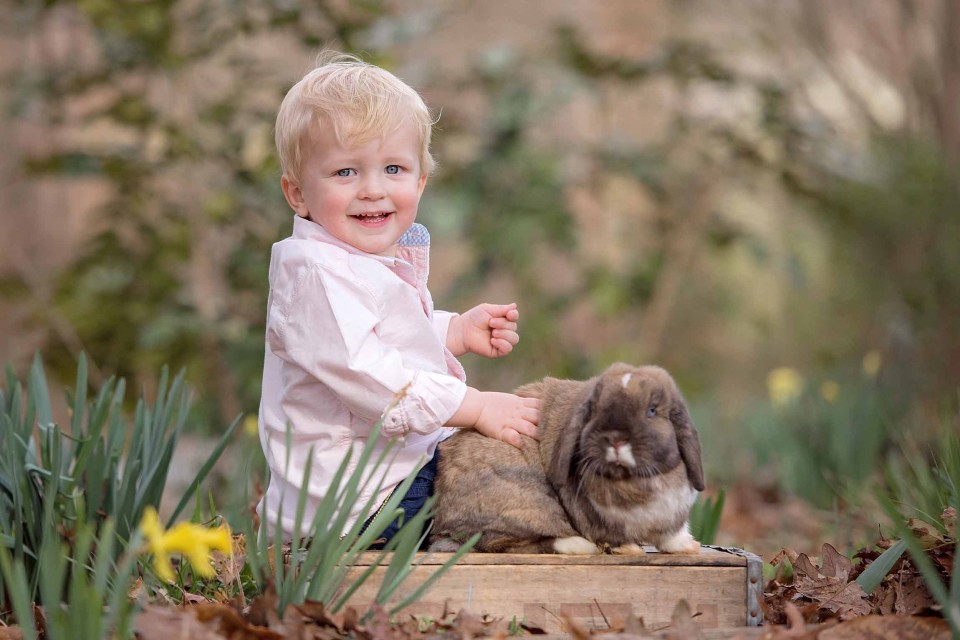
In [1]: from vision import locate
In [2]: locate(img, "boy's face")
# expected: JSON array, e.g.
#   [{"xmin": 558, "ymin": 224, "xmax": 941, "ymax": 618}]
[{"xmin": 281, "ymin": 119, "xmax": 427, "ymax": 257}]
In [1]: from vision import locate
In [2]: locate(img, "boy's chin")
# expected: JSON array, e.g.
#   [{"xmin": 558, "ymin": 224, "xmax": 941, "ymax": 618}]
[{"xmin": 371, "ymin": 243, "xmax": 399, "ymax": 258}]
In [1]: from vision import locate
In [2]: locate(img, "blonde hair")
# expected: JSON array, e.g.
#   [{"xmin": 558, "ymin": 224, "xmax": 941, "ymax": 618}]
[{"xmin": 275, "ymin": 51, "xmax": 436, "ymax": 186}]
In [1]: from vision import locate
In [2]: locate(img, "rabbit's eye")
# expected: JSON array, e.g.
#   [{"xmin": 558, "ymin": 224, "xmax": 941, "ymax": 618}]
[{"xmin": 646, "ymin": 405, "xmax": 657, "ymax": 418}]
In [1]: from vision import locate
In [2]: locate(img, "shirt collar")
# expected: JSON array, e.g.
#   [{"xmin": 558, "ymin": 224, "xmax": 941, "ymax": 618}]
[
  {"xmin": 290, "ymin": 215, "xmax": 395, "ymax": 263},
  {"xmin": 290, "ymin": 216, "xmax": 431, "ymax": 287}
]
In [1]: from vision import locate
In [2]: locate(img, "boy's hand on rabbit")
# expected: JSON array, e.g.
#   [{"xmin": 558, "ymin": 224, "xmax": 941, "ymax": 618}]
[
  {"xmin": 475, "ymin": 392, "xmax": 540, "ymax": 448},
  {"xmin": 450, "ymin": 303, "xmax": 520, "ymax": 358}
]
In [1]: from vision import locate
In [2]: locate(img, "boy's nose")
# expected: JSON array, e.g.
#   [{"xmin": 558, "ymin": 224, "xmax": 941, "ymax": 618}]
[{"xmin": 358, "ymin": 175, "xmax": 386, "ymax": 199}]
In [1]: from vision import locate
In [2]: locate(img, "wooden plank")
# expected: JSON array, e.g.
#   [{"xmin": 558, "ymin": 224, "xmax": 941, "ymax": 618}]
[
  {"xmin": 343, "ymin": 551, "xmax": 752, "ymax": 634},
  {"xmin": 353, "ymin": 547, "xmax": 746, "ymax": 567}
]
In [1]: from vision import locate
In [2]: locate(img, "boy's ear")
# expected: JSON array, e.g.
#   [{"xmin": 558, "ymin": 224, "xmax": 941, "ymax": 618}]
[
  {"xmin": 281, "ymin": 176, "xmax": 309, "ymax": 218},
  {"xmin": 417, "ymin": 173, "xmax": 428, "ymax": 198}
]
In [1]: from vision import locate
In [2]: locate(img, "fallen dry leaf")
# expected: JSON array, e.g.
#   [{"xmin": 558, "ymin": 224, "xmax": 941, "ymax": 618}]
[
  {"xmin": 135, "ymin": 604, "xmax": 227, "ymax": 640},
  {"xmin": 907, "ymin": 518, "xmax": 948, "ymax": 549},
  {"xmin": 892, "ymin": 572, "xmax": 938, "ymax": 616},
  {"xmin": 793, "ymin": 553, "xmax": 822, "ymax": 580},
  {"xmin": 664, "ymin": 599, "xmax": 705, "ymax": 639},
  {"xmin": 818, "ymin": 544, "xmax": 852, "ymax": 581},
  {"xmin": 773, "ymin": 543, "xmax": 873, "ymax": 620},
  {"xmin": 760, "ymin": 602, "xmax": 828, "ymax": 638},
  {"xmin": 942, "ymin": 507, "xmax": 956, "ymax": 538},
  {"xmin": 792, "ymin": 575, "xmax": 871, "ymax": 619},
  {"xmin": 815, "ymin": 613, "xmax": 952, "ymax": 639},
  {"xmin": 211, "ymin": 533, "xmax": 246, "ymax": 587},
  {"xmin": 194, "ymin": 602, "xmax": 285, "ymax": 639}
]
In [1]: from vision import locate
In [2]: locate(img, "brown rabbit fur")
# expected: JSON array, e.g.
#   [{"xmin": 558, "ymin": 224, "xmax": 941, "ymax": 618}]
[{"xmin": 429, "ymin": 363, "xmax": 705, "ymax": 555}]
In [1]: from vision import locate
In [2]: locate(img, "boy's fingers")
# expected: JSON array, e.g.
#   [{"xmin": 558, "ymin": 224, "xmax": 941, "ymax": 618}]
[
  {"xmin": 502, "ymin": 429, "xmax": 523, "ymax": 449},
  {"xmin": 488, "ymin": 317, "xmax": 518, "ymax": 331},
  {"xmin": 491, "ymin": 329, "xmax": 520, "ymax": 345},
  {"xmin": 484, "ymin": 304, "xmax": 518, "ymax": 321},
  {"xmin": 513, "ymin": 415, "xmax": 539, "ymax": 436},
  {"xmin": 491, "ymin": 340, "xmax": 514, "ymax": 355}
]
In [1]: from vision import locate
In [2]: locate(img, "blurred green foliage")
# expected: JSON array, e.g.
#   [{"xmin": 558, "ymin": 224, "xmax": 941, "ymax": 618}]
[
  {"xmin": 810, "ymin": 136, "xmax": 960, "ymax": 393},
  {"xmin": 0, "ymin": 354, "xmax": 239, "ymax": 634},
  {"xmin": 689, "ymin": 489, "xmax": 725, "ymax": 546},
  {"xmin": 748, "ymin": 364, "xmax": 898, "ymax": 510}
]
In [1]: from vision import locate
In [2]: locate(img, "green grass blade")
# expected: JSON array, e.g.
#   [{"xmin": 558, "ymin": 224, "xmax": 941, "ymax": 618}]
[
  {"xmin": 69, "ymin": 354, "xmax": 88, "ymax": 435},
  {"xmin": 37, "ymin": 533, "xmax": 67, "ymax": 637},
  {"xmin": 879, "ymin": 495, "xmax": 959, "ymax": 636},
  {"xmin": 387, "ymin": 532, "xmax": 480, "ymax": 615},
  {"xmin": 296, "ymin": 444, "xmax": 371, "ymax": 596},
  {"xmin": 855, "ymin": 539, "xmax": 906, "ymax": 595},
  {"xmin": 28, "ymin": 353, "xmax": 52, "ymax": 429},
  {"xmin": 310, "ymin": 447, "xmax": 418, "ymax": 604},
  {"xmin": 107, "ymin": 530, "xmax": 144, "ymax": 640},
  {"xmin": 165, "ymin": 414, "xmax": 241, "ymax": 526},
  {"xmin": 92, "ymin": 519, "xmax": 117, "ymax": 596},
  {"xmin": 65, "ymin": 525, "xmax": 96, "ymax": 638},
  {"xmin": 329, "ymin": 550, "xmax": 393, "ymax": 612},
  {"xmin": 21, "ymin": 377, "xmax": 36, "ymax": 453},
  {"xmin": 134, "ymin": 432, "xmax": 178, "ymax": 512},
  {"xmin": 307, "ymin": 445, "xmax": 403, "ymax": 602},
  {"xmin": 374, "ymin": 536, "xmax": 421, "ymax": 605},
  {"xmin": 375, "ymin": 498, "xmax": 437, "ymax": 604},
  {"xmin": 0, "ymin": 546, "xmax": 37, "ymax": 640}
]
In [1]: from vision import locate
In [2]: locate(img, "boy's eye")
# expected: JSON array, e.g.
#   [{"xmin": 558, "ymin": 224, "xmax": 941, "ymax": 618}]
[
  {"xmin": 336, "ymin": 168, "xmax": 356, "ymax": 177},
  {"xmin": 385, "ymin": 165, "xmax": 401, "ymax": 175}
]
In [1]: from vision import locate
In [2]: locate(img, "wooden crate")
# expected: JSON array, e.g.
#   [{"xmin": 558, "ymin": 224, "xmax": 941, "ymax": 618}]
[{"xmin": 343, "ymin": 545, "xmax": 763, "ymax": 634}]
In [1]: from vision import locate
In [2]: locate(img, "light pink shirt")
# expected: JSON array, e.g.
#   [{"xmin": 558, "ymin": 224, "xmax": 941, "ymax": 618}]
[{"xmin": 257, "ymin": 216, "xmax": 467, "ymax": 539}]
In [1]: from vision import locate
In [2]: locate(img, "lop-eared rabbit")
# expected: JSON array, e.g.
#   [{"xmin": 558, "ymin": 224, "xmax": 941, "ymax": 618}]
[{"xmin": 429, "ymin": 363, "xmax": 705, "ymax": 555}]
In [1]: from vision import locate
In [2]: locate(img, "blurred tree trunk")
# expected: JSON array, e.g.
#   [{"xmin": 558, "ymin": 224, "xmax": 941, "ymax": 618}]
[
  {"xmin": 641, "ymin": 174, "xmax": 718, "ymax": 363},
  {"xmin": 190, "ymin": 219, "xmax": 242, "ymax": 425},
  {"xmin": 938, "ymin": 0, "xmax": 960, "ymax": 178}
]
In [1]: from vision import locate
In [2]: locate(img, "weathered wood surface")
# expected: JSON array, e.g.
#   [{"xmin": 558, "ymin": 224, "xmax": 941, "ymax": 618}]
[
  {"xmin": 343, "ymin": 548, "xmax": 758, "ymax": 635},
  {"xmin": 361, "ymin": 546, "xmax": 747, "ymax": 566}
]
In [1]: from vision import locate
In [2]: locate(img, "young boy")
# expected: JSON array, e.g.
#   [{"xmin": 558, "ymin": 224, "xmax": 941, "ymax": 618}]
[{"xmin": 258, "ymin": 52, "xmax": 540, "ymax": 541}]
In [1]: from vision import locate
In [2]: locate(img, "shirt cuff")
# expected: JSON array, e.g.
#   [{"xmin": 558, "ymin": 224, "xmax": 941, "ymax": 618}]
[
  {"xmin": 380, "ymin": 371, "xmax": 467, "ymax": 437},
  {"xmin": 432, "ymin": 310, "xmax": 457, "ymax": 346}
]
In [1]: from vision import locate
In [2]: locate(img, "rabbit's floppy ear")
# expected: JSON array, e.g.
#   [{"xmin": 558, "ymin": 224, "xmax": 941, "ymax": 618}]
[
  {"xmin": 669, "ymin": 401, "xmax": 705, "ymax": 491},
  {"xmin": 544, "ymin": 376, "xmax": 599, "ymax": 484},
  {"xmin": 580, "ymin": 377, "xmax": 602, "ymax": 423},
  {"xmin": 515, "ymin": 380, "xmax": 545, "ymax": 400}
]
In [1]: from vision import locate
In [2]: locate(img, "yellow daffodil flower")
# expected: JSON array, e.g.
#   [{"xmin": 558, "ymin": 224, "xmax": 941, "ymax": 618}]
[
  {"xmin": 862, "ymin": 350, "xmax": 882, "ymax": 378},
  {"xmin": 140, "ymin": 507, "xmax": 232, "ymax": 583},
  {"xmin": 767, "ymin": 367, "xmax": 804, "ymax": 407},
  {"xmin": 819, "ymin": 380, "xmax": 839, "ymax": 404},
  {"xmin": 242, "ymin": 414, "xmax": 259, "ymax": 436}
]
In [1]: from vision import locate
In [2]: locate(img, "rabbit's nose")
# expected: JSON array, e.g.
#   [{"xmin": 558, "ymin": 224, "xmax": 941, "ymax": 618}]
[{"xmin": 605, "ymin": 440, "xmax": 635, "ymax": 467}]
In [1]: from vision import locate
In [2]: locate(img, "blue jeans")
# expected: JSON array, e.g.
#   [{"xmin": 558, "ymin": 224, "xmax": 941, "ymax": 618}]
[{"xmin": 362, "ymin": 449, "xmax": 439, "ymax": 549}]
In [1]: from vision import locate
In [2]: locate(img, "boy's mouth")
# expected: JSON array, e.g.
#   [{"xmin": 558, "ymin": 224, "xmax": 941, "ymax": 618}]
[{"xmin": 351, "ymin": 211, "xmax": 393, "ymax": 224}]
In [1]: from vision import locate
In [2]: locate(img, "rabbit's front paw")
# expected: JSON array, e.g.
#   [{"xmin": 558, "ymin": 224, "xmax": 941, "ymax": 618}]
[
  {"xmin": 656, "ymin": 529, "xmax": 700, "ymax": 554},
  {"xmin": 553, "ymin": 536, "xmax": 600, "ymax": 555},
  {"xmin": 611, "ymin": 542, "xmax": 646, "ymax": 555}
]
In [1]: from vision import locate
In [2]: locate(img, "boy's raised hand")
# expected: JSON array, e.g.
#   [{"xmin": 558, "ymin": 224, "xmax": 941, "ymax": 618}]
[{"xmin": 450, "ymin": 303, "xmax": 521, "ymax": 358}]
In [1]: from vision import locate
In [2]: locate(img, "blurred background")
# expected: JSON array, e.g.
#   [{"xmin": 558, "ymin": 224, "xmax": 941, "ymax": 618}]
[{"xmin": 1, "ymin": 0, "xmax": 958, "ymax": 558}]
